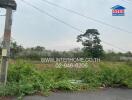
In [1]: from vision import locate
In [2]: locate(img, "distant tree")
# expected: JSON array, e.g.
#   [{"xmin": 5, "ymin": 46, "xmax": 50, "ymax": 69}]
[
  {"xmin": 51, "ymin": 51, "xmax": 61, "ymax": 58},
  {"xmin": 10, "ymin": 41, "xmax": 24, "ymax": 58},
  {"xmin": 125, "ymin": 51, "xmax": 132, "ymax": 57},
  {"xmin": 70, "ymin": 48, "xmax": 83, "ymax": 58},
  {"xmin": 104, "ymin": 50, "xmax": 119, "ymax": 61},
  {"xmin": 31, "ymin": 46, "xmax": 45, "ymax": 52},
  {"xmin": 77, "ymin": 29, "xmax": 104, "ymax": 58}
]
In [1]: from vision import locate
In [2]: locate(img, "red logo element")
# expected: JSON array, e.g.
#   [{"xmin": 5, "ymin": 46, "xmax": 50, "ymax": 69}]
[{"xmin": 112, "ymin": 10, "xmax": 124, "ymax": 14}]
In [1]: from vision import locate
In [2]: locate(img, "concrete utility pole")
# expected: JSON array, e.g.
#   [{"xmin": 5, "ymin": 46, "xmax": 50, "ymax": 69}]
[
  {"xmin": 0, "ymin": 0, "xmax": 17, "ymax": 84},
  {"xmin": 0, "ymin": 8, "xmax": 12, "ymax": 84}
]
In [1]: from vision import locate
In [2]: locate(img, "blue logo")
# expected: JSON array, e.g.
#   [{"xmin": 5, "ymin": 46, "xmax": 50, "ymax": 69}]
[{"xmin": 111, "ymin": 5, "xmax": 126, "ymax": 16}]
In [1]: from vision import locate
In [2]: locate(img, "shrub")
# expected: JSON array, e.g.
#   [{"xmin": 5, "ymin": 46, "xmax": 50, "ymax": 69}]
[{"xmin": 80, "ymin": 67, "xmax": 101, "ymax": 87}]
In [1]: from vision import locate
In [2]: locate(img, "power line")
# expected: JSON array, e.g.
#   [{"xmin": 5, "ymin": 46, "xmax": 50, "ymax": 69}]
[
  {"xmin": 102, "ymin": 41, "xmax": 126, "ymax": 52},
  {"xmin": 40, "ymin": 0, "xmax": 132, "ymax": 35},
  {"xmin": 21, "ymin": 0, "xmax": 127, "ymax": 52},
  {"xmin": 21, "ymin": 0, "xmax": 84, "ymax": 33},
  {"xmin": 121, "ymin": 0, "xmax": 131, "ymax": 3}
]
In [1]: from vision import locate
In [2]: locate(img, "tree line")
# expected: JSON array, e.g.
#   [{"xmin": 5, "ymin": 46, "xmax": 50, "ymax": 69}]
[{"xmin": 0, "ymin": 29, "xmax": 131, "ymax": 61}]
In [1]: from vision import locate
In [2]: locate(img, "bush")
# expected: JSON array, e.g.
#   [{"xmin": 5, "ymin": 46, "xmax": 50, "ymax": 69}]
[
  {"xmin": 1, "ymin": 61, "xmax": 77, "ymax": 97},
  {"xmin": 54, "ymin": 80, "xmax": 77, "ymax": 91},
  {"xmin": 98, "ymin": 63, "xmax": 132, "ymax": 87},
  {"xmin": 80, "ymin": 63, "xmax": 132, "ymax": 88},
  {"xmin": 80, "ymin": 67, "xmax": 101, "ymax": 87},
  {"xmin": 1, "ymin": 61, "xmax": 54, "ymax": 97}
]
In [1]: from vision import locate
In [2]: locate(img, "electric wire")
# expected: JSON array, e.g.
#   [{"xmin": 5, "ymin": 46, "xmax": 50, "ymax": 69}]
[
  {"xmin": 40, "ymin": 0, "xmax": 132, "ymax": 35},
  {"xmin": 21, "ymin": 0, "xmax": 127, "ymax": 52}
]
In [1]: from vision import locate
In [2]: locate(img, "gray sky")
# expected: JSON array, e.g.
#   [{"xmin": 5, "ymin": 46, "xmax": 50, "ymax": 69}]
[{"xmin": 0, "ymin": 0, "xmax": 132, "ymax": 52}]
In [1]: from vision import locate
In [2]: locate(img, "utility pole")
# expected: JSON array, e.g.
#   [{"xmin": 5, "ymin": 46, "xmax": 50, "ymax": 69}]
[
  {"xmin": 0, "ymin": 0, "xmax": 17, "ymax": 84},
  {"xmin": 0, "ymin": 8, "xmax": 12, "ymax": 84}
]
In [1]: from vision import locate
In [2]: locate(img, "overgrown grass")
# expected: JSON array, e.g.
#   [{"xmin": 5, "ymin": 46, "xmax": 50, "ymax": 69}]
[{"xmin": 0, "ymin": 60, "xmax": 132, "ymax": 98}]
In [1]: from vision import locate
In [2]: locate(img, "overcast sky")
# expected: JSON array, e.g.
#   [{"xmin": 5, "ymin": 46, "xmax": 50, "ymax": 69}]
[{"xmin": 0, "ymin": 0, "xmax": 132, "ymax": 52}]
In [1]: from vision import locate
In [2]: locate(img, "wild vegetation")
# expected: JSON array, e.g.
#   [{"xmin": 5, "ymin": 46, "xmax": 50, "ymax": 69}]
[{"xmin": 0, "ymin": 60, "xmax": 131, "ymax": 98}]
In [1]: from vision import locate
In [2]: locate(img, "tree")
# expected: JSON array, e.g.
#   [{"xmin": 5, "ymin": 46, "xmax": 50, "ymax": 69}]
[
  {"xmin": 10, "ymin": 41, "xmax": 24, "ymax": 58},
  {"xmin": 31, "ymin": 46, "xmax": 45, "ymax": 52},
  {"xmin": 77, "ymin": 29, "xmax": 104, "ymax": 58}
]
